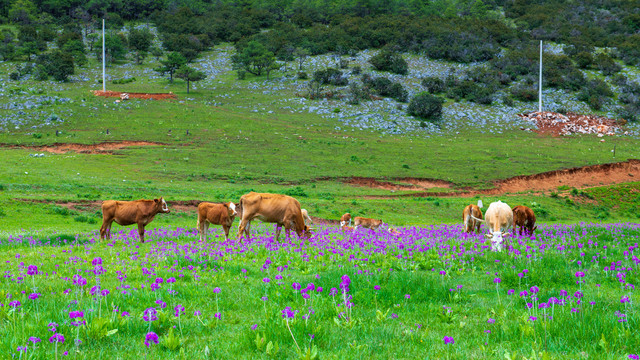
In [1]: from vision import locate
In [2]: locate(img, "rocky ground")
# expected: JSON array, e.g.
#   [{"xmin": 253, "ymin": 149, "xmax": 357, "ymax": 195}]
[{"xmin": 1, "ymin": 27, "xmax": 638, "ymax": 138}]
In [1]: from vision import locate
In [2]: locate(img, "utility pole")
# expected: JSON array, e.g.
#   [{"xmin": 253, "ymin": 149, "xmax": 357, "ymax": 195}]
[
  {"xmin": 102, "ymin": 19, "xmax": 106, "ymax": 92},
  {"xmin": 538, "ymin": 40, "xmax": 542, "ymax": 113}
]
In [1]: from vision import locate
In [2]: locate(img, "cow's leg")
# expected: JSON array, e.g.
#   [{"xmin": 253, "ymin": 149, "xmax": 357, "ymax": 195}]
[
  {"xmin": 245, "ymin": 222, "xmax": 251, "ymax": 238},
  {"xmin": 275, "ymin": 224, "xmax": 282, "ymax": 241},
  {"xmin": 237, "ymin": 219, "xmax": 249, "ymax": 240},
  {"xmin": 100, "ymin": 218, "xmax": 113, "ymax": 241},
  {"xmin": 222, "ymin": 225, "xmax": 230, "ymax": 240},
  {"xmin": 138, "ymin": 223, "xmax": 145, "ymax": 243},
  {"xmin": 198, "ymin": 218, "xmax": 205, "ymax": 242}
]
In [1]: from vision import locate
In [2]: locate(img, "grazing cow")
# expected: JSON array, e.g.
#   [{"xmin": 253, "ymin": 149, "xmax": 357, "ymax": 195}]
[
  {"xmin": 463, "ymin": 204, "xmax": 483, "ymax": 233},
  {"xmin": 354, "ymin": 217, "xmax": 383, "ymax": 230},
  {"xmin": 100, "ymin": 198, "xmax": 170, "ymax": 243},
  {"xmin": 471, "ymin": 201, "xmax": 513, "ymax": 252},
  {"xmin": 512, "ymin": 205, "xmax": 537, "ymax": 236},
  {"xmin": 340, "ymin": 213, "xmax": 352, "ymax": 227},
  {"xmin": 197, "ymin": 202, "xmax": 237, "ymax": 241},
  {"xmin": 237, "ymin": 192, "xmax": 311, "ymax": 241},
  {"xmin": 301, "ymin": 209, "xmax": 313, "ymax": 226}
]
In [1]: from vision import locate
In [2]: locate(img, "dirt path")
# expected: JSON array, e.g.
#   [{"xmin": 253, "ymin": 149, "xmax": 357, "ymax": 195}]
[
  {"xmin": 8, "ymin": 141, "xmax": 166, "ymax": 154},
  {"xmin": 345, "ymin": 177, "xmax": 452, "ymax": 191}
]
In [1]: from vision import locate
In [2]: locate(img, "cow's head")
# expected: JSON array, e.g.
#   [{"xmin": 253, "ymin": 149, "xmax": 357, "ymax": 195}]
[
  {"xmin": 226, "ymin": 202, "xmax": 238, "ymax": 218},
  {"xmin": 302, "ymin": 225, "xmax": 313, "ymax": 238},
  {"xmin": 485, "ymin": 231, "xmax": 510, "ymax": 251},
  {"xmin": 155, "ymin": 197, "xmax": 170, "ymax": 213}
]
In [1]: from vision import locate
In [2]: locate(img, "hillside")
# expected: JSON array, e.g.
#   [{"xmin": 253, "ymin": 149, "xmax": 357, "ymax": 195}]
[{"xmin": 1, "ymin": 1, "xmax": 640, "ymax": 231}]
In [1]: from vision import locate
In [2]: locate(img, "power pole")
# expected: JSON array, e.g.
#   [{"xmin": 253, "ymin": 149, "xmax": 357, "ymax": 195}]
[
  {"xmin": 538, "ymin": 40, "xmax": 542, "ymax": 113},
  {"xmin": 102, "ymin": 19, "xmax": 106, "ymax": 92}
]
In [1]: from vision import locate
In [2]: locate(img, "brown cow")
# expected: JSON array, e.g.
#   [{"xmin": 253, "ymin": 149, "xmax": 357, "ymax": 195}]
[
  {"xmin": 354, "ymin": 217, "xmax": 383, "ymax": 229},
  {"xmin": 512, "ymin": 205, "xmax": 537, "ymax": 236},
  {"xmin": 237, "ymin": 192, "xmax": 311, "ymax": 241},
  {"xmin": 463, "ymin": 204, "xmax": 483, "ymax": 233},
  {"xmin": 197, "ymin": 202, "xmax": 237, "ymax": 241},
  {"xmin": 100, "ymin": 198, "xmax": 170, "ymax": 243},
  {"xmin": 340, "ymin": 213, "xmax": 352, "ymax": 227}
]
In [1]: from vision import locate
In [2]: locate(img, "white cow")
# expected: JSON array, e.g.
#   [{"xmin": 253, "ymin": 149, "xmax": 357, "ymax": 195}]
[
  {"xmin": 301, "ymin": 209, "xmax": 313, "ymax": 226},
  {"xmin": 471, "ymin": 200, "xmax": 513, "ymax": 252}
]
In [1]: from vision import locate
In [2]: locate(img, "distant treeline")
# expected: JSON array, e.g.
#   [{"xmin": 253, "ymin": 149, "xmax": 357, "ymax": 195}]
[{"xmin": 2, "ymin": 0, "xmax": 638, "ymax": 60}]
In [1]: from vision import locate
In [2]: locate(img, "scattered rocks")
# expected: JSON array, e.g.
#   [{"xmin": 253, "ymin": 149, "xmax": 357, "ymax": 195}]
[{"xmin": 517, "ymin": 111, "xmax": 625, "ymax": 136}]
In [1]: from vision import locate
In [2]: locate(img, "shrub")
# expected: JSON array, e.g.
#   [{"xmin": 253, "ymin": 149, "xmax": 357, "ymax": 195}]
[
  {"xmin": 616, "ymin": 104, "xmax": 640, "ymax": 122},
  {"xmin": 369, "ymin": 50, "xmax": 408, "ymax": 75},
  {"xmin": 313, "ymin": 68, "xmax": 348, "ymax": 86},
  {"xmin": 283, "ymin": 186, "xmax": 308, "ymax": 197},
  {"xmin": 407, "ymin": 92, "xmax": 445, "ymax": 120},
  {"xmin": 363, "ymin": 76, "xmax": 408, "ymax": 102},
  {"xmin": 347, "ymin": 83, "xmax": 370, "ymax": 105},
  {"xmin": 503, "ymin": 96, "xmax": 515, "ymax": 107},
  {"xmin": 594, "ymin": 53, "xmax": 622, "ymax": 76},
  {"xmin": 297, "ymin": 71, "xmax": 308, "ymax": 79},
  {"xmin": 421, "ymin": 77, "xmax": 445, "ymax": 93},
  {"xmin": 9, "ymin": 71, "xmax": 20, "ymax": 80},
  {"xmin": 112, "ymin": 77, "xmax": 136, "ymax": 84},
  {"xmin": 577, "ymin": 79, "xmax": 614, "ymax": 110},
  {"xmin": 510, "ymin": 85, "xmax": 537, "ymax": 102},
  {"xmin": 573, "ymin": 51, "xmax": 593, "ymax": 69}
]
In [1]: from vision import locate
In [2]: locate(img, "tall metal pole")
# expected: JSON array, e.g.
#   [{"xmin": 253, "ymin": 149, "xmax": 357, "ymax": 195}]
[
  {"xmin": 538, "ymin": 40, "xmax": 542, "ymax": 113},
  {"xmin": 102, "ymin": 19, "xmax": 106, "ymax": 92}
]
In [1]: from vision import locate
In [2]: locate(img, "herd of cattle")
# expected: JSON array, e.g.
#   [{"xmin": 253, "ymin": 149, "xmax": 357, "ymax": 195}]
[{"xmin": 99, "ymin": 192, "xmax": 537, "ymax": 252}]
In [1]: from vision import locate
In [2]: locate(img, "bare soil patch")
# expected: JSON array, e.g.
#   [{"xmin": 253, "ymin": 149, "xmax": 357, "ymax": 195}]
[
  {"xmin": 11, "ymin": 141, "xmax": 165, "ymax": 154},
  {"xmin": 351, "ymin": 159, "xmax": 640, "ymax": 198},
  {"xmin": 92, "ymin": 90, "xmax": 177, "ymax": 100}
]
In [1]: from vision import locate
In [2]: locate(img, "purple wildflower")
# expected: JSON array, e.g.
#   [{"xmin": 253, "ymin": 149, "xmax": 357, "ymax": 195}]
[{"xmin": 144, "ymin": 332, "xmax": 159, "ymax": 348}]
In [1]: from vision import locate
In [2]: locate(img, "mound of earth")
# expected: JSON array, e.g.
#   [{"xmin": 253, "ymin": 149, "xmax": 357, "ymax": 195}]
[
  {"xmin": 351, "ymin": 159, "xmax": 640, "ymax": 197},
  {"xmin": 10, "ymin": 141, "xmax": 165, "ymax": 154},
  {"xmin": 518, "ymin": 111, "xmax": 626, "ymax": 136},
  {"xmin": 489, "ymin": 158, "xmax": 639, "ymax": 194},
  {"xmin": 92, "ymin": 90, "xmax": 177, "ymax": 100}
]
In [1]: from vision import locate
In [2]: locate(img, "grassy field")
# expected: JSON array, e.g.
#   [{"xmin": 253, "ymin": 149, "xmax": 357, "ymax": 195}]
[
  {"xmin": 1, "ymin": 47, "xmax": 639, "ymax": 235},
  {"xmin": 0, "ymin": 31, "xmax": 639, "ymax": 359},
  {"xmin": 0, "ymin": 223, "xmax": 637, "ymax": 359}
]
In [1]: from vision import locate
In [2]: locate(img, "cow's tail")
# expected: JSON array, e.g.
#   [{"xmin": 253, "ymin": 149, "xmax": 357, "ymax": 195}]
[{"xmin": 469, "ymin": 214, "xmax": 484, "ymax": 223}]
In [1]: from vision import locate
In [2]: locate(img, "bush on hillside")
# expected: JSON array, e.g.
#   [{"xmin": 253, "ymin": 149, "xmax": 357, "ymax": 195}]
[
  {"xmin": 510, "ymin": 85, "xmax": 537, "ymax": 102},
  {"xmin": 594, "ymin": 53, "xmax": 622, "ymax": 76},
  {"xmin": 313, "ymin": 68, "xmax": 348, "ymax": 86},
  {"xmin": 363, "ymin": 76, "xmax": 408, "ymax": 102},
  {"xmin": 421, "ymin": 77, "xmax": 445, "ymax": 94},
  {"xmin": 369, "ymin": 49, "xmax": 408, "ymax": 75},
  {"xmin": 577, "ymin": 79, "xmax": 614, "ymax": 110},
  {"xmin": 407, "ymin": 92, "xmax": 445, "ymax": 120}
]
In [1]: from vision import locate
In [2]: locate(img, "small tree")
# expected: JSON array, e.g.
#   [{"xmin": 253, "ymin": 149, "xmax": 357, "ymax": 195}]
[
  {"xmin": 232, "ymin": 41, "xmax": 277, "ymax": 78},
  {"xmin": 294, "ymin": 47, "xmax": 310, "ymax": 71},
  {"xmin": 95, "ymin": 33, "xmax": 127, "ymax": 65},
  {"xmin": 150, "ymin": 46, "xmax": 163, "ymax": 61},
  {"xmin": 128, "ymin": 28, "xmax": 154, "ymax": 65},
  {"xmin": 36, "ymin": 50, "xmax": 74, "ymax": 81},
  {"xmin": 407, "ymin": 92, "xmax": 445, "ymax": 120},
  {"xmin": 175, "ymin": 65, "xmax": 206, "ymax": 93},
  {"xmin": 154, "ymin": 52, "xmax": 187, "ymax": 83}
]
